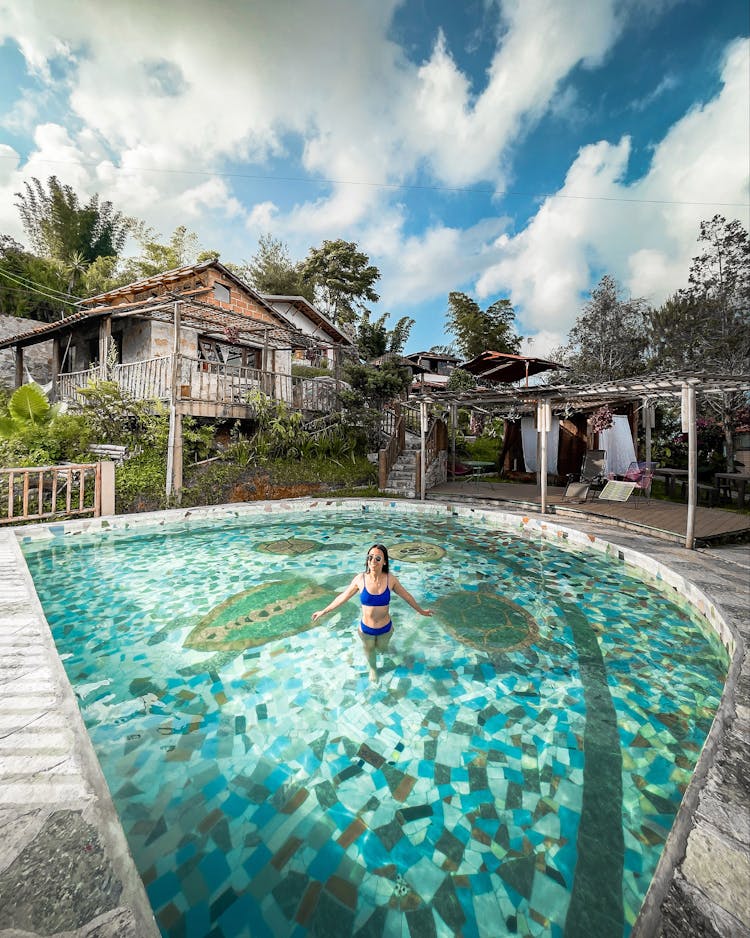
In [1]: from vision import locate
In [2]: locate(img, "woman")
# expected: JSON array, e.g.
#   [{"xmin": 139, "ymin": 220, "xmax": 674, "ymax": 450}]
[{"xmin": 311, "ymin": 544, "xmax": 432, "ymax": 681}]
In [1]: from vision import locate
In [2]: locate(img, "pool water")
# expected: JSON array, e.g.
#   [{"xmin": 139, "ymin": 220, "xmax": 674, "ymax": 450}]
[{"xmin": 23, "ymin": 507, "xmax": 728, "ymax": 938}]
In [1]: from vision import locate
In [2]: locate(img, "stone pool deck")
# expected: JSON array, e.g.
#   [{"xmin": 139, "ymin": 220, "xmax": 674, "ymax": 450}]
[{"xmin": 0, "ymin": 500, "xmax": 747, "ymax": 937}]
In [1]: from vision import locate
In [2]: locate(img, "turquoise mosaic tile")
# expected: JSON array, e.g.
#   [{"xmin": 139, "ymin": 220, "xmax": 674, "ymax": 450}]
[{"xmin": 21, "ymin": 506, "xmax": 729, "ymax": 937}]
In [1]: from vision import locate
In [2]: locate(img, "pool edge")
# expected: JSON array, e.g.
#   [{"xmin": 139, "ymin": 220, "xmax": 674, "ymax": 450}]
[{"xmin": 6, "ymin": 497, "xmax": 749, "ymax": 937}]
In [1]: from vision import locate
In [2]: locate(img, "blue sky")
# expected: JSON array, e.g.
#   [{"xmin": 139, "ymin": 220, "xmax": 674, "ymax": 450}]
[{"xmin": 0, "ymin": 0, "xmax": 748, "ymax": 356}]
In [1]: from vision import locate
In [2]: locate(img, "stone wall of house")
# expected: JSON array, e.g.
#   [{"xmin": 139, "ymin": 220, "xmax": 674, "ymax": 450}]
[
  {"xmin": 121, "ymin": 319, "xmax": 153, "ymax": 362},
  {"xmin": 0, "ymin": 315, "xmax": 52, "ymax": 391}
]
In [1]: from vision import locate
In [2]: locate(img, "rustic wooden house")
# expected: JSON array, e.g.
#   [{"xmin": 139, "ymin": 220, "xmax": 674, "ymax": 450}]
[
  {"xmin": 0, "ymin": 260, "xmax": 353, "ymax": 408},
  {"xmin": 0, "ymin": 260, "xmax": 354, "ymax": 492}
]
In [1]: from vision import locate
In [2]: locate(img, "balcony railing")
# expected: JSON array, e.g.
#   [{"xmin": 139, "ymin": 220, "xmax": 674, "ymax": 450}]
[{"xmin": 54, "ymin": 355, "xmax": 341, "ymax": 413}]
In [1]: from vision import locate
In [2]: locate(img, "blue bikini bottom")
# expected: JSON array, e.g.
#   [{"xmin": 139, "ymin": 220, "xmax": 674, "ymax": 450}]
[{"xmin": 360, "ymin": 620, "xmax": 392, "ymax": 636}]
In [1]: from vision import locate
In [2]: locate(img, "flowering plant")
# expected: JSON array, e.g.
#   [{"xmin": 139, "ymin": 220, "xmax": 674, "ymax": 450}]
[{"xmin": 590, "ymin": 405, "xmax": 614, "ymax": 433}]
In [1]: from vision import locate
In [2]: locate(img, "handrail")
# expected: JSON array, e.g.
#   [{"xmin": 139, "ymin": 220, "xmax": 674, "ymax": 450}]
[
  {"xmin": 401, "ymin": 402, "xmax": 422, "ymax": 436},
  {"xmin": 0, "ymin": 463, "xmax": 102, "ymax": 525},
  {"xmin": 378, "ymin": 410, "xmax": 405, "ymax": 489}
]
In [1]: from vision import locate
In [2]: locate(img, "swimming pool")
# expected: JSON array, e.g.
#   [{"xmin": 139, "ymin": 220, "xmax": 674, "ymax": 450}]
[{"xmin": 21, "ymin": 503, "xmax": 729, "ymax": 938}]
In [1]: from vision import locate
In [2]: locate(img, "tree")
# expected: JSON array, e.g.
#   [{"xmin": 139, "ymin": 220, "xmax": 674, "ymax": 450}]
[
  {"xmin": 342, "ymin": 358, "xmax": 412, "ymax": 411},
  {"xmin": 80, "ymin": 255, "xmax": 121, "ymax": 298},
  {"xmin": 119, "ymin": 224, "xmax": 203, "ymax": 281},
  {"xmin": 429, "ymin": 343, "xmax": 457, "ymax": 356},
  {"xmin": 301, "ymin": 240, "xmax": 380, "ymax": 326},
  {"xmin": 446, "ymin": 368, "xmax": 477, "ymax": 392},
  {"xmin": 650, "ymin": 216, "xmax": 749, "ymax": 370},
  {"xmin": 557, "ymin": 276, "xmax": 649, "ymax": 384},
  {"xmin": 238, "ymin": 234, "xmax": 313, "ymax": 300},
  {"xmin": 14, "ymin": 176, "xmax": 131, "ymax": 284},
  {"xmin": 0, "ymin": 235, "xmax": 72, "ymax": 321},
  {"xmin": 649, "ymin": 215, "xmax": 750, "ymax": 466},
  {"xmin": 445, "ymin": 293, "xmax": 521, "ymax": 360},
  {"xmin": 647, "ymin": 292, "xmax": 708, "ymax": 370},
  {"xmin": 354, "ymin": 309, "xmax": 415, "ymax": 361}
]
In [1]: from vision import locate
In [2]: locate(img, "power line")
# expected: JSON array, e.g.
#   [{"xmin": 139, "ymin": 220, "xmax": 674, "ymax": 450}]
[
  {"xmin": 0, "ymin": 266, "xmax": 80, "ymax": 306},
  {"xmin": 1, "ymin": 153, "xmax": 747, "ymax": 209},
  {"xmin": 0, "ymin": 264, "xmax": 80, "ymax": 300}
]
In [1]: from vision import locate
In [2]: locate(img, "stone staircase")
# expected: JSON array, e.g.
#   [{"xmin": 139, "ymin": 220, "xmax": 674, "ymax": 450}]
[{"xmin": 382, "ymin": 435, "xmax": 420, "ymax": 498}]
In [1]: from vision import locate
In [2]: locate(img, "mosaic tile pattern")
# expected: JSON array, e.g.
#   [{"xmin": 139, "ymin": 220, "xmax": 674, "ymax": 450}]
[{"xmin": 22, "ymin": 507, "xmax": 729, "ymax": 938}]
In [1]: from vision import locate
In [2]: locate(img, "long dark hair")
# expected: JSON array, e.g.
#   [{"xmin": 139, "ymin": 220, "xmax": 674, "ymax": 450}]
[{"xmin": 365, "ymin": 544, "xmax": 389, "ymax": 573}]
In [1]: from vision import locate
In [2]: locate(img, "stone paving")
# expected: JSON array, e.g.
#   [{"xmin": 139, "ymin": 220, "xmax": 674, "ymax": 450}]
[
  {"xmin": 0, "ymin": 530, "xmax": 159, "ymax": 937},
  {"xmin": 0, "ymin": 499, "xmax": 747, "ymax": 938}
]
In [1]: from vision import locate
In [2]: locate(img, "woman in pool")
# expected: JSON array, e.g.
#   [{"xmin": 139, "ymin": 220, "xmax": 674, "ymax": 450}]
[{"xmin": 311, "ymin": 544, "xmax": 432, "ymax": 681}]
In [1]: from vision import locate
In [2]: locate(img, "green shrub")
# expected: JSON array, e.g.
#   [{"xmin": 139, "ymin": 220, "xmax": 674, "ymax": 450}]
[
  {"xmin": 291, "ymin": 364, "xmax": 332, "ymax": 378},
  {"xmin": 115, "ymin": 450, "xmax": 169, "ymax": 513}
]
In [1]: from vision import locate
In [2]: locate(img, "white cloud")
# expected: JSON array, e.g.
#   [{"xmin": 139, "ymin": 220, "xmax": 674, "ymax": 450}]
[
  {"xmin": 0, "ymin": 1, "xmax": 745, "ymax": 357},
  {"xmin": 177, "ymin": 178, "xmax": 243, "ymax": 220},
  {"xmin": 521, "ymin": 330, "xmax": 566, "ymax": 358},
  {"xmin": 0, "ymin": 0, "xmax": 629, "ymax": 240},
  {"xmin": 475, "ymin": 37, "xmax": 750, "ymax": 341},
  {"xmin": 375, "ymin": 216, "xmax": 510, "ymax": 307},
  {"xmin": 247, "ymin": 201, "xmax": 279, "ymax": 232},
  {"xmin": 403, "ymin": 0, "xmax": 620, "ymax": 187},
  {"xmin": 629, "ymin": 73, "xmax": 679, "ymax": 112}
]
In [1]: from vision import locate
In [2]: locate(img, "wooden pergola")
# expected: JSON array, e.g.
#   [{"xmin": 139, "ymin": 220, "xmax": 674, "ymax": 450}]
[{"xmin": 415, "ymin": 371, "xmax": 750, "ymax": 549}]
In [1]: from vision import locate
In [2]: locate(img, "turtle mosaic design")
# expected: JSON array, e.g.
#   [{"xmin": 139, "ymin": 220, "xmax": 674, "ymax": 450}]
[
  {"xmin": 184, "ymin": 577, "xmax": 333, "ymax": 651},
  {"xmin": 256, "ymin": 537, "xmax": 351, "ymax": 555},
  {"xmin": 434, "ymin": 588, "xmax": 539, "ymax": 652},
  {"xmin": 389, "ymin": 541, "xmax": 446, "ymax": 563},
  {"xmin": 256, "ymin": 538, "xmax": 323, "ymax": 555}
]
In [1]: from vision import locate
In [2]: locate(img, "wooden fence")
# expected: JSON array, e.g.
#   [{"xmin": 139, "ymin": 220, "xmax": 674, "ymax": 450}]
[{"xmin": 0, "ymin": 462, "xmax": 115, "ymax": 525}]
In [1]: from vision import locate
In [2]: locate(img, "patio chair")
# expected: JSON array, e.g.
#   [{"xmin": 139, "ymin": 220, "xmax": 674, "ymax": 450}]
[
  {"xmin": 564, "ymin": 449, "xmax": 607, "ymax": 500},
  {"xmin": 621, "ymin": 461, "xmax": 656, "ymax": 504},
  {"xmin": 448, "ymin": 461, "xmax": 472, "ymax": 479}
]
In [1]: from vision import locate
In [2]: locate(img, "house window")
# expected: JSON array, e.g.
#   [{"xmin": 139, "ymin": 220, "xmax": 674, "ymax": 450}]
[
  {"xmin": 198, "ymin": 338, "xmax": 261, "ymax": 369},
  {"xmin": 213, "ymin": 282, "xmax": 231, "ymax": 303}
]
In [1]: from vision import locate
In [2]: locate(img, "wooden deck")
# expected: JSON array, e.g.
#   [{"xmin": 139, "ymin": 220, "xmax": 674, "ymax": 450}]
[{"xmin": 427, "ymin": 480, "xmax": 750, "ymax": 545}]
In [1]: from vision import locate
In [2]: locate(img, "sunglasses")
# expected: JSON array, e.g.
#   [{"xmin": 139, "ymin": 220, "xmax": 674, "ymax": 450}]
[{"xmin": 368, "ymin": 554, "xmax": 384, "ymax": 562}]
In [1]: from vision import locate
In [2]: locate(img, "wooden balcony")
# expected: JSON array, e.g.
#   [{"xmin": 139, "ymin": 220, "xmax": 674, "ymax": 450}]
[{"xmin": 55, "ymin": 355, "xmax": 340, "ymax": 416}]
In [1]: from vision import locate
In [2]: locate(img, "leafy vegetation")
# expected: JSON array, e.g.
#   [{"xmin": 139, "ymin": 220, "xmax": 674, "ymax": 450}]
[
  {"xmin": 300, "ymin": 239, "xmax": 380, "ymax": 326},
  {"xmin": 15, "ymin": 176, "xmax": 131, "ymax": 287},
  {"xmin": 553, "ymin": 275, "xmax": 650, "ymax": 384},
  {"xmin": 445, "ymin": 292, "xmax": 521, "ymax": 359}
]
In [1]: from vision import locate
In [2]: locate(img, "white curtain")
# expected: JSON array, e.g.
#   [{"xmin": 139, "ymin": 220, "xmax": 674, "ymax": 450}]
[
  {"xmin": 599, "ymin": 415, "xmax": 636, "ymax": 476},
  {"xmin": 521, "ymin": 416, "xmax": 559, "ymax": 473}
]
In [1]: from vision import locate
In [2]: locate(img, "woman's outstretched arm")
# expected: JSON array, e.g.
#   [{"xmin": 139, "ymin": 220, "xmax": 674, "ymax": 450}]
[
  {"xmin": 311, "ymin": 577, "xmax": 360, "ymax": 621},
  {"xmin": 390, "ymin": 575, "xmax": 432, "ymax": 616}
]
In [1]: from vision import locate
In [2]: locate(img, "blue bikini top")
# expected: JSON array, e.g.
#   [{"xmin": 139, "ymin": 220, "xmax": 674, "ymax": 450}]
[{"xmin": 360, "ymin": 576, "xmax": 390, "ymax": 606}]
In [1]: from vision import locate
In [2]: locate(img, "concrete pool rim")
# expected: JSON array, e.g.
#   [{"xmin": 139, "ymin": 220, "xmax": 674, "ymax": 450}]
[{"xmin": 7, "ymin": 497, "xmax": 747, "ymax": 937}]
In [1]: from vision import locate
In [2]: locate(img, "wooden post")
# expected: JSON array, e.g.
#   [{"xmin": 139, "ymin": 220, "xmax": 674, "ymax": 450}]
[
  {"xmin": 50, "ymin": 337, "xmax": 61, "ymax": 401},
  {"xmin": 420, "ymin": 400, "xmax": 427, "ymax": 501},
  {"xmin": 685, "ymin": 381, "xmax": 697, "ymax": 549},
  {"xmin": 166, "ymin": 302, "xmax": 182, "ymax": 500},
  {"xmin": 538, "ymin": 400, "xmax": 550, "ymax": 514},
  {"xmin": 98, "ymin": 316, "xmax": 111, "ymax": 378},
  {"xmin": 14, "ymin": 346, "xmax": 23, "ymax": 388},
  {"xmin": 98, "ymin": 461, "xmax": 116, "ymax": 516},
  {"xmin": 644, "ymin": 398, "xmax": 654, "ymax": 465},
  {"xmin": 450, "ymin": 403, "xmax": 457, "ymax": 478}
]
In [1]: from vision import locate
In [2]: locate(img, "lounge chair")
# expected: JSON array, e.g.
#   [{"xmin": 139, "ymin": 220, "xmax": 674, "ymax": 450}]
[{"xmin": 564, "ymin": 449, "xmax": 607, "ymax": 501}]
